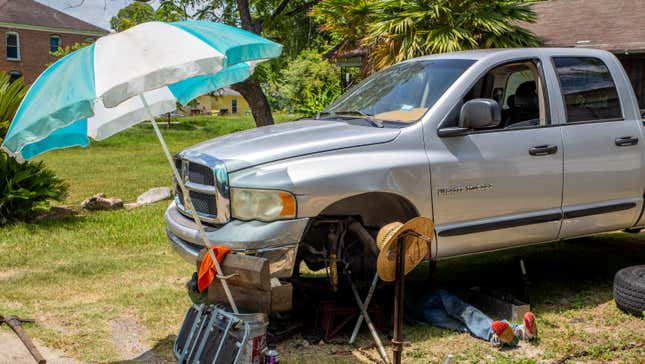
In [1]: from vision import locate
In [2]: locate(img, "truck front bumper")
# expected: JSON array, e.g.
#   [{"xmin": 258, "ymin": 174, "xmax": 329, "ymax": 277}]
[{"xmin": 165, "ymin": 202, "xmax": 309, "ymax": 278}]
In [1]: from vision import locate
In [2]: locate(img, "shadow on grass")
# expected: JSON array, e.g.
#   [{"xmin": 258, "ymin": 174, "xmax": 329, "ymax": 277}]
[
  {"xmin": 107, "ymin": 334, "xmax": 176, "ymax": 364},
  {"xmin": 1, "ymin": 213, "xmax": 87, "ymax": 234},
  {"xmin": 407, "ymin": 233, "xmax": 645, "ymax": 315}
]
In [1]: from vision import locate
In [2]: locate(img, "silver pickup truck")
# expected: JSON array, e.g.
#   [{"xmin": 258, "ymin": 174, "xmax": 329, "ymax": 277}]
[{"xmin": 166, "ymin": 48, "xmax": 645, "ymax": 284}]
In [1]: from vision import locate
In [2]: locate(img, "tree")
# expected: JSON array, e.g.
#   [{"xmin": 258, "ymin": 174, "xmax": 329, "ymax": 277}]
[
  {"xmin": 157, "ymin": 0, "xmax": 329, "ymax": 127},
  {"xmin": 110, "ymin": 2, "xmax": 156, "ymax": 32},
  {"xmin": 312, "ymin": 0, "xmax": 540, "ymax": 72},
  {"xmin": 276, "ymin": 49, "xmax": 341, "ymax": 115}
]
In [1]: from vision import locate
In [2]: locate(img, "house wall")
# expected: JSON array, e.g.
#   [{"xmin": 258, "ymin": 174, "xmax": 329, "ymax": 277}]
[
  {"xmin": 196, "ymin": 95, "xmax": 251, "ymax": 115},
  {"xmin": 1, "ymin": 27, "xmax": 99, "ymax": 84}
]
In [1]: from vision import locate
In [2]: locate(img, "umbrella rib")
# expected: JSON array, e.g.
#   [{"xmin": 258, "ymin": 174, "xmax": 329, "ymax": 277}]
[{"xmin": 139, "ymin": 93, "xmax": 239, "ymax": 314}]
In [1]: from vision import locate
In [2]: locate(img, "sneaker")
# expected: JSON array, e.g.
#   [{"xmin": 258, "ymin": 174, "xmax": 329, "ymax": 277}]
[
  {"xmin": 491, "ymin": 321, "xmax": 519, "ymax": 347},
  {"xmin": 517, "ymin": 312, "xmax": 538, "ymax": 341}
]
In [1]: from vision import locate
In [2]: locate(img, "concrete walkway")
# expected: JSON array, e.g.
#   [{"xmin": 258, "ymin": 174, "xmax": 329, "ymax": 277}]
[{"xmin": 0, "ymin": 331, "xmax": 79, "ymax": 364}]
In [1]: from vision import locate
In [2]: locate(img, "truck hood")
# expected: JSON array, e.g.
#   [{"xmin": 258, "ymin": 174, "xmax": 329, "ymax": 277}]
[{"xmin": 184, "ymin": 118, "xmax": 401, "ymax": 172}]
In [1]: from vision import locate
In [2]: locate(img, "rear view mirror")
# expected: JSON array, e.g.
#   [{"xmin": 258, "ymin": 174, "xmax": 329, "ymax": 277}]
[{"xmin": 459, "ymin": 99, "xmax": 501, "ymax": 130}]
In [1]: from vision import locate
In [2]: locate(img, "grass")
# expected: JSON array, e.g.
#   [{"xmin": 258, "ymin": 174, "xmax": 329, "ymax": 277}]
[{"xmin": 1, "ymin": 113, "xmax": 645, "ymax": 363}]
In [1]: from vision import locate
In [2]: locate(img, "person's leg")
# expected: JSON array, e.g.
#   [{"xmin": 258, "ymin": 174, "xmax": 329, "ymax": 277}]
[
  {"xmin": 435, "ymin": 290, "xmax": 495, "ymax": 341},
  {"xmin": 420, "ymin": 291, "xmax": 470, "ymax": 333}
]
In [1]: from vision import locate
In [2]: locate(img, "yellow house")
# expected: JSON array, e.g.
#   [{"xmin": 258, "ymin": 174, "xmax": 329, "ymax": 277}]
[{"xmin": 194, "ymin": 87, "xmax": 251, "ymax": 115}]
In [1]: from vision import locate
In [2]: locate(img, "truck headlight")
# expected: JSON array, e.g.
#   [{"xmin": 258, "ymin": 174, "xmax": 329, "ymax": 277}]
[{"xmin": 231, "ymin": 188, "xmax": 297, "ymax": 221}]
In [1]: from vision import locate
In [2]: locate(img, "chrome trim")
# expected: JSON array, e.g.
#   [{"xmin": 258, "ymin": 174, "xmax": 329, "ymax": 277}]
[
  {"xmin": 185, "ymin": 182, "xmax": 217, "ymax": 194},
  {"xmin": 174, "ymin": 151, "xmax": 231, "ymax": 224}
]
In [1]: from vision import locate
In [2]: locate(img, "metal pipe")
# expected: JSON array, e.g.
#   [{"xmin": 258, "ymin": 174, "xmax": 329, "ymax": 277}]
[
  {"xmin": 1, "ymin": 316, "xmax": 46, "ymax": 364},
  {"xmin": 392, "ymin": 235, "xmax": 406, "ymax": 364}
]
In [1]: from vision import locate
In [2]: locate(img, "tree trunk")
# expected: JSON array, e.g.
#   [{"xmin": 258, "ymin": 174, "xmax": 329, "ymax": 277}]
[
  {"xmin": 235, "ymin": 0, "xmax": 275, "ymax": 127},
  {"xmin": 231, "ymin": 79, "xmax": 274, "ymax": 127}
]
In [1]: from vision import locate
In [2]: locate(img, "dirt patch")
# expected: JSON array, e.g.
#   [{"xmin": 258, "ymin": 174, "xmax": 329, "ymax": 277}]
[
  {"xmin": 0, "ymin": 269, "xmax": 27, "ymax": 281},
  {"xmin": 108, "ymin": 315, "xmax": 152, "ymax": 360},
  {"xmin": 0, "ymin": 331, "xmax": 80, "ymax": 364}
]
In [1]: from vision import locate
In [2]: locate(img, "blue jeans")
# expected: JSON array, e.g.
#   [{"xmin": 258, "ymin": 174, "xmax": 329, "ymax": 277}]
[{"xmin": 416, "ymin": 290, "xmax": 515, "ymax": 341}]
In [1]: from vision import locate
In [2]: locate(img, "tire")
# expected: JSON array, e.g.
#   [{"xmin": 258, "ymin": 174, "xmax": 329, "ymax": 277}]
[{"xmin": 613, "ymin": 265, "xmax": 645, "ymax": 316}]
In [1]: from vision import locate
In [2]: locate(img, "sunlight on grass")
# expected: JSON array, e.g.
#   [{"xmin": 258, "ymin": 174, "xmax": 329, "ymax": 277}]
[{"xmin": 0, "ymin": 114, "xmax": 300, "ymax": 362}]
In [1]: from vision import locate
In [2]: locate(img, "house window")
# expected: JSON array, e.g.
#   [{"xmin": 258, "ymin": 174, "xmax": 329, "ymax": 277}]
[
  {"xmin": 6, "ymin": 32, "xmax": 19, "ymax": 60},
  {"xmin": 231, "ymin": 99, "xmax": 238, "ymax": 114},
  {"xmin": 50, "ymin": 35, "xmax": 61, "ymax": 53}
]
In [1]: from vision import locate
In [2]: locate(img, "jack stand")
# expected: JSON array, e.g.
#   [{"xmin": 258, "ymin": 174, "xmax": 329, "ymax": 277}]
[{"xmin": 516, "ymin": 257, "xmax": 531, "ymax": 305}]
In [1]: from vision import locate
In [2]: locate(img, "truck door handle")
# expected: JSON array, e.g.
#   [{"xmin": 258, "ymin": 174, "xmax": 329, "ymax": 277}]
[
  {"xmin": 615, "ymin": 136, "xmax": 639, "ymax": 147},
  {"xmin": 529, "ymin": 144, "xmax": 558, "ymax": 156}
]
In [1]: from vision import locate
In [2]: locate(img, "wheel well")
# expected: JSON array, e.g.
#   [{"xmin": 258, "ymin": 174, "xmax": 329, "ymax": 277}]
[{"xmin": 317, "ymin": 192, "xmax": 419, "ymax": 228}]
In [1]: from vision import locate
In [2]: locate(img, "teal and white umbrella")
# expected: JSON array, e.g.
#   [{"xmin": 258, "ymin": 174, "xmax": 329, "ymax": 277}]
[
  {"xmin": 2, "ymin": 20, "xmax": 281, "ymax": 161},
  {"xmin": 1, "ymin": 20, "xmax": 283, "ymax": 313}
]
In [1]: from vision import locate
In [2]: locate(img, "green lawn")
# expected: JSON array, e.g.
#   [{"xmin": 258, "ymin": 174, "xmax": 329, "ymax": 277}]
[
  {"xmin": 1, "ymin": 113, "xmax": 645, "ymax": 363},
  {"xmin": 0, "ymin": 114, "xmax": 300, "ymax": 362}
]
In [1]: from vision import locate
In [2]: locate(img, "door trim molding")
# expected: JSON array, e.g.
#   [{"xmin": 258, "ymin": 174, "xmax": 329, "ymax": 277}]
[
  {"xmin": 562, "ymin": 202, "xmax": 636, "ymax": 219},
  {"xmin": 437, "ymin": 212, "xmax": 562, "ymax": 237},
  {"xmin": 437, "ymin": 201, "xmax": 636, "ymax": 237}
]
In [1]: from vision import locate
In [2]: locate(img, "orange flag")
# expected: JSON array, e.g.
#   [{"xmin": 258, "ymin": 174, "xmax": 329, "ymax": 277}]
[{"xmin": 198, "ymin": 246, "xmax": 232, "ymax": 292}]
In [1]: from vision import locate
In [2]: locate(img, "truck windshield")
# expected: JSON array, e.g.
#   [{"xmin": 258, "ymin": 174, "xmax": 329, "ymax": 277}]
[{"xmin": 323, "ymin": 59, "xmax": 475, "ymax": 124}]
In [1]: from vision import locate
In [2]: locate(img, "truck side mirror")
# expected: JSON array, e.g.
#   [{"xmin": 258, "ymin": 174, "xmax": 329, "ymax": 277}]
[{"xmin": 459, "ymin": 98, "xmax": 501, "ymax": 130}]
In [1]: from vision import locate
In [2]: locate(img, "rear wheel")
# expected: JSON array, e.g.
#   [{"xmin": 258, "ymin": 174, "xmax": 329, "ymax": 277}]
[{"xmin": 613, "ymin": 265, "xmax": 645, "ymax": 316}]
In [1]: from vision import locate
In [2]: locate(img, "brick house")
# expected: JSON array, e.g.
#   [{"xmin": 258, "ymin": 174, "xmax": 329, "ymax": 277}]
[
  {"xmin": 520, "ymin": 0, "xmax": 645, "ymax": 112},
  {"xmin": 0, "ymin": 0, "xmax": 107, "ymax": 84}
]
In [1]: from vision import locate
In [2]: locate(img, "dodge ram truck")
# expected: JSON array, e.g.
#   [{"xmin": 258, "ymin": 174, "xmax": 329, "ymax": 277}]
[{"xmin": 166, "ymin": 48, "xmax": 645, "ymax": 289}]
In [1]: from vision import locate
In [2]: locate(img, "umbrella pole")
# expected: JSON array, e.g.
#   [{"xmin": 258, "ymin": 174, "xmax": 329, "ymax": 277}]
[{"xmin": 139, "ymin": 94, "xmax": 239, "ymax": 314}]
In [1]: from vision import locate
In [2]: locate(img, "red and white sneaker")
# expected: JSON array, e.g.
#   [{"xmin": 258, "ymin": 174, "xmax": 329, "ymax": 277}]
[{"xmin": 516, "ymin": 312, "xmax": 538, "ymax": 341}]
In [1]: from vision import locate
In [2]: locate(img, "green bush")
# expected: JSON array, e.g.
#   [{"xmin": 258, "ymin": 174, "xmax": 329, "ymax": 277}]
[
  {"xmin": 0, "ymin": 71, "xmax": 68, "ymax": 225},
  {"xmin": 0, "ymin": 152, "xmax": 68, "ymax": 225},
  {"xmin": 275, "ymin": 49, "xmax": 342, "ymax": 116},
  {"xmin": 0, "ymin": 72, "xmax": 28, "ymax": 140}
]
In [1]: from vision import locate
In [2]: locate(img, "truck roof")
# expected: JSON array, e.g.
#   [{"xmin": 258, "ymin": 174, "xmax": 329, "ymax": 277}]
[{"xmin": 410, "ymin": 47, "xmax": 615, "ymax": 63}]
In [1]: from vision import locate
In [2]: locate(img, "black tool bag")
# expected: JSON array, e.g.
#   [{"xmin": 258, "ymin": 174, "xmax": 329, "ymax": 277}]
[{"xmin": 174, "ymin": 304, "xmax": 251, "ymax": 363}]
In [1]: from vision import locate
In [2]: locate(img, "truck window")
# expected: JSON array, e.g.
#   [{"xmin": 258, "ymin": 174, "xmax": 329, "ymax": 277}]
[
  {"xmin": 553, "ymin": 57, "xmax": 622, "ymax": 123},
  {"xmin": 504, "ymin": 70, "xmax": 533, "ymax": 109},
  {"xmin": 442, "ymin": 59, "xmax": 548, "ymax": 129},
  {"xmin": 324, "ymin": 59, "xmax": 475, "ymax": 124}
]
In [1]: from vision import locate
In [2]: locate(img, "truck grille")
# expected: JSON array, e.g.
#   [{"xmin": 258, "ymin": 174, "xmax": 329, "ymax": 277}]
[{"xmin": 174, "ymin": 157, "xmax": 224, "ymax": 222}]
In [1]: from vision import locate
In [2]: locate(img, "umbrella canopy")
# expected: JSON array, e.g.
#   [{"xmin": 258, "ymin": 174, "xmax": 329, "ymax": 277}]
[{"xmin": 1, "ymin": 20, "xmax": 281, "ymax": 162}]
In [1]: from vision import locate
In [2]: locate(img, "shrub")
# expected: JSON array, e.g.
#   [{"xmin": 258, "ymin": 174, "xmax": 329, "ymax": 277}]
[
  {"xmin": 276, "ymin": 49, "xmax": 342, "ymax": 116},
  {"xmin": 0, "ymin": 72, "xmax": 28, "ymax": 140},
  {"xmin": 0, "ymin": 71, "xmax": 68, "ymax": 225},
  {"xmin": 0, "ymin": 152, "xmax": 68, "ymax": 225}
]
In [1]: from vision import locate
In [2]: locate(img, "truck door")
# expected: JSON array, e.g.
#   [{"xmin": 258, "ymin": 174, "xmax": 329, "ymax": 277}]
[
  {"xmin": 429, "ymin": 58, "xmax": 564, "ymax": 258},
  {"xmin": 553, "ymin": 56, "xmax": 645, "ymax": 238}
]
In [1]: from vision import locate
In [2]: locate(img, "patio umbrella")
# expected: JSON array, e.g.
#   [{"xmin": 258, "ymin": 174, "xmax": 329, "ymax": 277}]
[{"xmin": 1, "ymin": 20, "xmax": 283, "ymax": 313}]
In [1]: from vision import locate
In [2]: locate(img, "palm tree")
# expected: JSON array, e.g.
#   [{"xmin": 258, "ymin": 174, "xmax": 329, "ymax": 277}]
[
  {"xmin": 312, "ymin": 0, "xmax": 540, "ymax": 73},
  {"xmin": 0, "ymin": 72, "xmax": 28, "ymax": 141}
]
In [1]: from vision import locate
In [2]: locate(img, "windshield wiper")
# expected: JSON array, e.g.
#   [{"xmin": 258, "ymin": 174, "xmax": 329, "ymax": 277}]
[{"xmin": 318, "ymin": 110, "xmax": 384, "ymax": 128}]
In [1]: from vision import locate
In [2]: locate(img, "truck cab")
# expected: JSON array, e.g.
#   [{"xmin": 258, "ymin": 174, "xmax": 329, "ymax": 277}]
[{"xmin": 166, "ymin": 48, "xmax": 645, "ymax": 285}]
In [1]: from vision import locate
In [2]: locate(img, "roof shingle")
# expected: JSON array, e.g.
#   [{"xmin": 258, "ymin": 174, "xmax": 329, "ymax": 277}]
[
  {"xmin": 523, "ymin": 0, "xmax": 645, "ymax": 52},
  {"xmin": 0, "ymin": 0, "xmax": 108, "ymax": 34}
]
